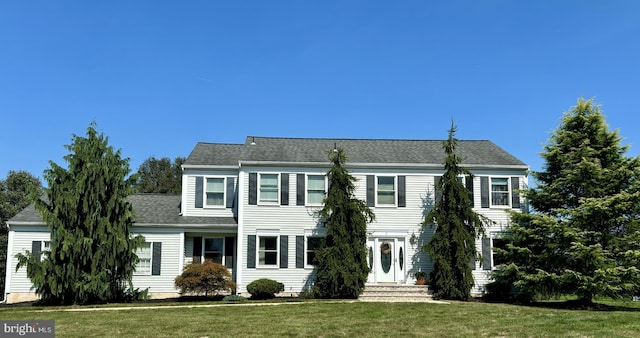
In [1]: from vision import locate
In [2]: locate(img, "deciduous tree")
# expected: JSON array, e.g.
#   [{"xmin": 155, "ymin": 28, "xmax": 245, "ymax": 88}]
[
  {"xmin": 489, "ymin": 98, "xmax": 640, "ymax": 304},
  {"xmin": 16, "ymin": 123, "xmax": 145, "ymax": 305},
  {"xmin": 314, "ymin": 148, "xmax": 375, "ymax": 298},
  {"xmin": 135, "ymin": 157, "xmax": 185, "ymax": 193},
  {"xmin": 422, "ymin": 123, "xmax": 489, "ymax": 300}
]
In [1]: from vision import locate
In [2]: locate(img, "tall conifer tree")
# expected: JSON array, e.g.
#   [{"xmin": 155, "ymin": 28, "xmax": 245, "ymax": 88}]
[
  {"xmin": 16, "ymin": 123, "xmax": 145, "ymax": 305},
  {"xmin": 314, "ymin": 148, "xmax": 375, "ymax": 298},
  {"xmin": 423, "ymin": 123, "xmax": 488, "ymax": 300},
  {"xmin": 489, "ymin": 98, "xmax": 640, "ymax": 304}
]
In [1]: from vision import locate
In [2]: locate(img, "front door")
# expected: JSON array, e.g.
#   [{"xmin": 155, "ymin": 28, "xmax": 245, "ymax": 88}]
[
  {"xmin": 377, "ymin": 239, "xmax": 396, "ymax": 282},
  {"xmin": 369, "ymin": 237, "xmax": 406, "ymax": 283}
]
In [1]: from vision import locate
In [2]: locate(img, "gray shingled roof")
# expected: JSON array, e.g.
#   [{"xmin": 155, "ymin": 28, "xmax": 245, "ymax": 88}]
[
  {"xmin": 185, "ymin": 136, "xmax": 527, "ymax": 168},
  {"xmin": 8, "ymin": 194, "xmax": 237, "ymax": 226}
]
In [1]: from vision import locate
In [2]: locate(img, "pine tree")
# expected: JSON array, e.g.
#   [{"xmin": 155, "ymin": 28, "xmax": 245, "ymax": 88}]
[
  {"xmin": 489, "ymin": 98, "xmax": 640, "ymax": 304},
  {"xmin": 16, "ymin": 123, "xmax": 145, "ymax": 305},
  {"xmin": 422, "ymin": 123, "xmax": 489, "ymax": 300},
  {"xmin": 314, "ymin": 148, "xmax": 375, "ymax": 298}
]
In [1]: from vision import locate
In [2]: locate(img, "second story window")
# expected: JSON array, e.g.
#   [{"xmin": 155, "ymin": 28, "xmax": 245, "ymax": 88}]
[
  {"xmin": 377, "ymin": 176, "xmax": 396, "ymax": 205},
  {"xmin": 491, "ymin": 177, "xmax": 509, "ymax": 206},
  {"xmin": 307, "ymin": 175, "xmax": 325, "ymax": 205},
  {"xmin": 259, "ymin": 174, "xmax": 279, "ymax": 204},
  {"xmin": 205, "ymin": 177, "xmax": 225, "ymax": 207}
]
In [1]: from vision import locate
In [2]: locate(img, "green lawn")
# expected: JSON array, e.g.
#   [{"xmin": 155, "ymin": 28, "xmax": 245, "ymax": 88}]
[{"xmin": 1, "ymin": 299, "xmax": 639, "ymax": 337}]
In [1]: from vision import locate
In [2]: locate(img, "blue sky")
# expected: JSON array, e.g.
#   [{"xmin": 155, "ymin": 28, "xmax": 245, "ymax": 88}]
[{"xmin": 1, "ymin": 1, "xmax": 639, "ymax": 182}]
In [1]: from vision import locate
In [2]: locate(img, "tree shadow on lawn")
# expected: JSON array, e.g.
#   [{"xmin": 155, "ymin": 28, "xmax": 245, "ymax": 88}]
[{"xmin": 482, "ymin": 298, "xmax": 640, "ymax": 312}]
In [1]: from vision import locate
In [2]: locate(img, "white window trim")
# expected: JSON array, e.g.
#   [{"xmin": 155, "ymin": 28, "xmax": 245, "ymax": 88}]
[
  {"xmin": 41, "ymin": 241, "xmax": 51, "ymax": 261},
  {"xmin": 305, "ymin": 236, "xmax": 323, "ymax": 268},
  {"xmin": 134, "ymin": 241, "xmax": 154, "ymax": 276},
  {"xmin": 204, "ymin": 176, "xmax": 226, "ymax": 208},
  {"xmin": 306, "ymin": 174, "xmax": 326, "ymax": 206},
  {"xmin": 258, "ymin": 173, "xmax": 280, "ymax": 205},
  {"xmin": 489, "ymin": 176, "xmax": 511, "ymax": 209},
  {"xmin": 257, "ymin": 235, "xmax": 279, "ymax": 268},
  {"xmin": 376, "ymin": 175, "xmax": 397, "ymax": 207}
]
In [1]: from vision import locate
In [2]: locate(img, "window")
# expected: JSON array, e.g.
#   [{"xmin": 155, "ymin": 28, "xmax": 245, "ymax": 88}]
[
  {"xmin": 306, "ymin": 237, "xmax": 322, "ymax": 266},
  {"xmin": 204, "ymin": 238, "xmax": 223, "ymax": 264},
  {"xmin": 259, "ymin": 174, "xmax": 279, "ymax": 204},
  {"xmin": 491, "ymin": 177, "xmax": 509, "ymax": 206},
  {"xmin": 377, "ymin": 176, "xmax": 396, "ymax": 205},
  {"xmin": 205, "ymin": 177, "xmax": 225, "ymax": 207},
  {"xmin": 307, "ymin": 175, "xmax": 325, "ymax": 205},
  {"xmin": 492, "ymin": 237, "xmax": 508, "ymax": 267},
  {"xmin": 136, "ymin": 242, "xmax": 152, "ymax": 275},
  {"xmin": 258, "ymin": 236, "xmax": 278, "ymax": 266},
  {"xmin": 41, "ymin": 241, "xmax": 51, "ymax": 261}
]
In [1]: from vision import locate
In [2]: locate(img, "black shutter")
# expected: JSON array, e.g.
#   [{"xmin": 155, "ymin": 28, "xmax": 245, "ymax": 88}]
[
  {"xmin": 280, "ymin": 235, "xmax": 288, "ymax": 268},
  {"xmin": 296, "ymin": 236, "xmax": 304, "ymax": 268},
  {"xmin": 296, "ymin": 174, "xmax": 305, "ymax": 205},
  {"xmin": 480, "ymin": 176, "xmax": 490, "ymax": 208},
  {"xmin": 466, "ymin": 176, "xmax": 474, "ymax": 207},
  {"xmin": 398, "ymin": 176, "xmax": 406, "ymax": 207},
  {"xmin": 225, "ymin": 237, "xmax": 235, "ymax": 269},
  {"xmin": 195, "ymin": 176, "xmax": 204, "ymax": 208},
  {"xmin": 511, "ymin": 177, "xmax": 521, "ymax": 209},
  {"xmin": 31, "ymin": 241, "xmax": 41, "ymax": 261},
  {"xmin": 193, "ymin": 236, "xmax": 202, "ymax": 264},
  {"xmin": 152, "ymin": 242, "xmax": 162, "ymax": 276},
  {"xmin": 281, "ymin": 174, "xmax": 289, "ymax": 206},
  {"xmin": 482, "ymin": 238, "xmax": 492, "ymax": 270},
  {"xmin": 470, "ymin": 255, "xmax": 476, "ymax": 270},
  {"xmin": 434, "ymin": 176, "xmax": 443, "ymax": 203},
  {"xmin": 226, "ymin": 177, "xmax": 235, "ymax": 208},
  {"xmin": 249, "ymin": 173, "xmax": 257, "ymax": 205},
  {"xmin": 366, "ymin": 175, "xmax": 375, "ymax": 207},
  {"xmin": 247, "ymin": 235, "xmax": 256, "ymax": 268}
]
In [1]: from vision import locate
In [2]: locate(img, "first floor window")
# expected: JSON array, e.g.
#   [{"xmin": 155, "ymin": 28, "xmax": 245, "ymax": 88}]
[
  {"xmin": 136, "ymin": 242, "xmax": 152, "ymax": 275},
  {"xmin": 491, "ymin": 177, "xmax": 509, "ymax": 206},
  {"xmin": 307, "ymin": 175, "xmax": 325, "ymax": 205},
  {"xmin": 259, "ymin": 174, "xmax": 279, "ymax": 203},
  {"xmin": 492, "ymin": 237, "xmax": 508, "ymax": 267},
  {"xmin": 259, "ymin": 236, "xmax": 278, "ymax": 266},
  {"xmin": 204, "ymin": 238, "xmax": 224, "ymax": 264},
  {"xmin": 206, "ymin": 177, "xmax": 225, "ymax": 207},
  {"xmin": 306, "ymin": 237, "xmax": 323, "ymax": 266},
  {"xmin": 377, "ymin": 176, "xmax": 396, "ymax": 205}
]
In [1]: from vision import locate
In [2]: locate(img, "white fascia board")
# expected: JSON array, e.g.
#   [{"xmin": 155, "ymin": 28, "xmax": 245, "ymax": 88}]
[
  {"xmin": 238, "ymin": 160, "xmax": 528, "ymax": 171},
  {"xmin": 182, "ymin": 164, "xmax": 239, "ymax": 170}
]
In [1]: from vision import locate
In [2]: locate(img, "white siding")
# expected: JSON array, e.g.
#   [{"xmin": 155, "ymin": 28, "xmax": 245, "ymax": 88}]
[
  {"xmin": 7, "ymin": 227, "xmax": 50, "ymax": 293},
  {"xmin": 182, "ymin": 169, "xmax": 238, "ymax": 217},
  {"xmin": 131, "ymin": 228, "xmax": 183, "ymax": 293}
]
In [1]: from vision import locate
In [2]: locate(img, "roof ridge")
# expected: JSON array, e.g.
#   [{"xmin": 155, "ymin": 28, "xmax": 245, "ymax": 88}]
[{"xmin": 247, "ymin": 136, "xmax": 492, "ymax": 142}]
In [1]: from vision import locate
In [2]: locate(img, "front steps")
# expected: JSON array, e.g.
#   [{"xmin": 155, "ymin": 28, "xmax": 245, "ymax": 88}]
[{"xmin": 359, "ymin": 284, "xmax": 433, "ymax": 302}]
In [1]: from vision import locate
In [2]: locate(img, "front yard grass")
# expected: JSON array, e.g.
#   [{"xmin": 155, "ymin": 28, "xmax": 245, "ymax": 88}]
[{"xmin": 1, "ymin": 299, "xmax": 639, "ymax": 337}]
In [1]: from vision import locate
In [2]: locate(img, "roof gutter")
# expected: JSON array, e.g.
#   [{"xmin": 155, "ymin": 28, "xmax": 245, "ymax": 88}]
[{"xmin": 238, "ymin": 160, "xmax": 528, "ymax": 170}]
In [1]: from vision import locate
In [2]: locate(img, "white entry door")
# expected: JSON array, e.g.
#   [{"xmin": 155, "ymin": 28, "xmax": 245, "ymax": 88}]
[{"xmin": 376, "ymin": 238, "xmax": 396, "ymax": 283}]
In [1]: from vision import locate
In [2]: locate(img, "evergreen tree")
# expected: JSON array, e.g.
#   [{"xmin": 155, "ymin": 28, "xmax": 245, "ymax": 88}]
[
  {"xmin": 422, "ymin": 123, "xmax": 489, "ymax": 300},
  {"xmin": 489, "ymin": 98, "xmax": 640, "ymax": 304},
  {"xmin": 16, "ymin": 123, "xmax": 145, "ymax": 305},
  {"xmin": 314, "ymin": 148, "xmax": 375, "ymax": 298}
]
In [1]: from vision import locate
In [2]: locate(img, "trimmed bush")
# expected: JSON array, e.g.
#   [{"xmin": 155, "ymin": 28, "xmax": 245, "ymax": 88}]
[
  {"xmin": 223, "ymin": 294, "xmax": 247, "ymax": 302},
  {"xmin": 246, "ymin": 278, "xmax": 284, "ymax": 300},
  {"xmin": 175, "ymin": 260, "xmax": 236, "ymax": 296}
]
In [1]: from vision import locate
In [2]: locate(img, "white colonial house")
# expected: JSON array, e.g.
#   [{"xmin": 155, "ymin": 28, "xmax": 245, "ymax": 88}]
[{"xmin": 4, "ymin": 136, "xmax": 527, "ymax": 303}]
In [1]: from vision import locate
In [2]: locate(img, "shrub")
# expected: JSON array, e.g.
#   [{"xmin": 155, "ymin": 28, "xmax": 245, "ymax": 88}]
[
  {"xmin": 223, "ymin": 294, "xmax": 247, "ymax": 302},
  {"xmin": 246, "ymin": 278, "xmax": 284, "ymax": 300},
  {"xmin": 175, "ymin": 260, "xmax": 236, "ymax": 296}
]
